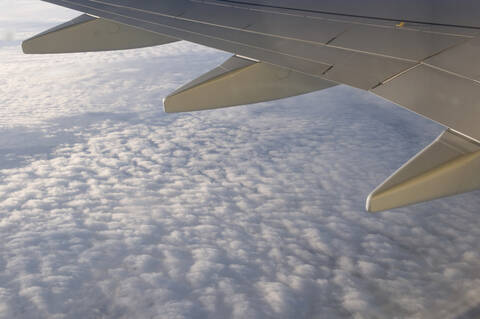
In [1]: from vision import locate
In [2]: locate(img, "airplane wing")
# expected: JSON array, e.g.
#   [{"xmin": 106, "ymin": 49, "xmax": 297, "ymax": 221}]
[{"xmin": 24, "ymin": 0, "xmax": 480, "ymax": 212}]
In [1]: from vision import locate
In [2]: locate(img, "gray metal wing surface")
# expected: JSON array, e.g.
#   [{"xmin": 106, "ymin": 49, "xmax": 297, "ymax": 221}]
[{"xmin": 25, "ymin": 0, "xmax": 480, "ymax": 211}]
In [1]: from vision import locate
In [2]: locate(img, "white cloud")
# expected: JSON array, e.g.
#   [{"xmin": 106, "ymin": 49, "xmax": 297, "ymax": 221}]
[{"xmin": 1, "ymin": 1, "xmax": 480, "ymax": 319}]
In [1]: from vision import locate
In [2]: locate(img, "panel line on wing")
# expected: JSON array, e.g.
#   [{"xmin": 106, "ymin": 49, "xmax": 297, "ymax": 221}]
[
  {"xmin": 40, "ymin": 0, "xmax": 334, "ymax": 75},
  {"xmin": 40, "ymin": 0, "xmax": 418, "ymax": 91},
  {"xmin": 373, "ymin": 64, "xmax": 422, "ymax": 87},
  {"xmin": 51, "ymin": 0, "xmax": 470, "ymax": 65},
  {"xmin": 421, "ymin": 62, "xmax": 480, "ymax": 86},
  {"xmin": 215, "ymin": 0, "xmax": 480, "ymax": 30}
]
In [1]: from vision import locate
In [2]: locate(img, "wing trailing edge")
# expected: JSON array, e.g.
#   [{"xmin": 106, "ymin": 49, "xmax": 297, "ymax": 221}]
[
  {"xmin": 163, "ymin": 55, "xmax": 337, "ymax": 112},
  {"xmin": 22, "ymin": 14, "xmax": 177, "ymax": 54},
  {"xmin": 367, "ymin": 130, "xmax": 480, "ymax": 212}
]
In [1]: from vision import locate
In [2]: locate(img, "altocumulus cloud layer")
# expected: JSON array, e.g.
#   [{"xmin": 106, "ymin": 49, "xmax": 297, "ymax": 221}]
[{"xmin": 1, "ymin": 2, "xmax": 480, "ymax": 319}]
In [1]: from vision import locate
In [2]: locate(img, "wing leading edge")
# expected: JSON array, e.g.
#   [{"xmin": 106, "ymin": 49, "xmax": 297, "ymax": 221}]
[{"xmin": 26, "ymin": 0, "xmax": 480, "ymax": 211}]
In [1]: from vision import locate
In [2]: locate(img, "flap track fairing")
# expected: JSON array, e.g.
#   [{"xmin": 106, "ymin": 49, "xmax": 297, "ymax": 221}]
[
  {"xmin": 367, "ymin": 129, "xmax": 480, "ymax": 212},
  {"xmin": 22, "ymin": 14, "xmax": 177, "ymax": 54},
  {"xmin": 163, "ymin": 55, "xmax": 337, "ymax": 112}
]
